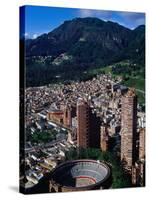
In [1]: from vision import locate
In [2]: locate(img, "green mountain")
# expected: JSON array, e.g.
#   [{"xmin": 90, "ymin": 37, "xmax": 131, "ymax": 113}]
[{"xmin": 23, "ymin": 17, "xmax": 145, "ymax": 87}]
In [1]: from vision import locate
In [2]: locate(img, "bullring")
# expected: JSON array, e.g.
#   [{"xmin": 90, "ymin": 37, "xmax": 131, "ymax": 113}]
[{"xmin": 49, "ymin": 159, "xmax": 112, "ymax": 192}]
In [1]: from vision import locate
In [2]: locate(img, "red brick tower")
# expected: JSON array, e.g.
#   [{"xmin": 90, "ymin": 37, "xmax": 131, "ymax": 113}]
[
  {"xmin": 77, "ymin": 99, "xmax": 100, "ymax": 148},
  {"xmin": 100, "ymin": 124, "xmax": 109, "ymax": 152},
  {"xmin": 121, "ymin": 88, "xmax": 137, "ymax": 170}
]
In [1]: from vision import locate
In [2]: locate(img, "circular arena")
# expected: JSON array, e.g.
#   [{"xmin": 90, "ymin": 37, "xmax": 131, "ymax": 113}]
[{"xmin": 49, "ymin": 159, "xmax": 112, "ymax": 192}]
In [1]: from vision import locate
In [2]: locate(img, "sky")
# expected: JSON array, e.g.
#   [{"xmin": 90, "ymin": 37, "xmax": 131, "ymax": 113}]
[{"xmin": 22, "ymin": 5, "xmax": 145, "ymax": 39}]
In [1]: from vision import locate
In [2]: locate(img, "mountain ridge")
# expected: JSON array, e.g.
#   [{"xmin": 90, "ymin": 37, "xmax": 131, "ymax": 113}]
[{"xmin": 23, "ymin": 17, "xmax": 145, "ymax": 87}]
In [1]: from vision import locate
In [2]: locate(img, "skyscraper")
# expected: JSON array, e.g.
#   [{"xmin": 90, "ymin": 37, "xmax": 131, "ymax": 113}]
[
  {"xmin": 121, "ymin": 88, "xmax": 137, "ymax": 170},
  {"xmin": 100, "ymin": 124, "xmax": 109, "ymax": 152},
  {"xmin": 63, "ymin": 105, "xmax": 72, "ymax": 128},
  {"xmin": 77, "ymin": 99, "xmax": 100, "ymax": 148},
  {"xmin": 139, "ymin": 128, "xmax": 145, "ymax": 161}
]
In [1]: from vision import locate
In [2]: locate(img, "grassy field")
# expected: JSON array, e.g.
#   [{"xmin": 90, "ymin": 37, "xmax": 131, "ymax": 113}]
[
  {"xmin": 123, "ymin": 76, "xmax": 145, "ymax": 91},
  {"xmin": 123, "ymin": 78, "xmax": 145, "ymax": 105},
  {"xmin": 87, "ymin": 65, "xmax": 112, "ymax": 76}
]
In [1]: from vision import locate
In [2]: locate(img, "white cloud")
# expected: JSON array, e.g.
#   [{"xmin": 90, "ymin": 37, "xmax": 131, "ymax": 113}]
[
  {"xmin": 77, "ymin": 9, "xmax": 145, "ymax": 29},
  {"xmin": 119, "ymin": 12, "xmax": 144, "ymax": 21},
  {"xmin": 32, "ymin": 34, "xmax": 38, "ymax": 39},
  {"xmin": 118, "ymin": 12, "xmax": 145, "ymax": 26},
  {"xmin": 31, "ymin": 30, "xmax": 49, "ymax": 39},
  {"xmin": 24, "ymin": 32, "xmax": 29, "ymax": 38},
  {"xmin": 77, "ymin": 9, "xmax": 112, "ymax": 21},
  {"xmin": 79, "ymin": 9, "xmax": 93, "ymax": 18}
]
